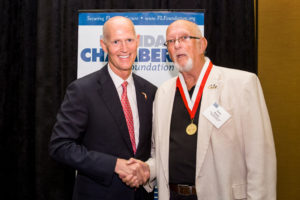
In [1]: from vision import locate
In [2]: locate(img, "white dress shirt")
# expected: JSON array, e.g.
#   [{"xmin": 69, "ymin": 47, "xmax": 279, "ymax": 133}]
[{"xmin": 108, "ymin": 64, "xmax": 140, "ymax": 147}]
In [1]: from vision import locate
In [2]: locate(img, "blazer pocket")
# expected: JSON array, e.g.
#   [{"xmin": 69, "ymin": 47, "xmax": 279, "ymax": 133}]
[{"xmin": 232, "ymin": 183, "xmax": 247, "ymax": 199}]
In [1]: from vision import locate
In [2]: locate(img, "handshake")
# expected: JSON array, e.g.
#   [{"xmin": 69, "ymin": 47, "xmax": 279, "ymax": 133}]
[{"xmin": 115, "ymin": 158, "xmax": 150, "ymax": 188}]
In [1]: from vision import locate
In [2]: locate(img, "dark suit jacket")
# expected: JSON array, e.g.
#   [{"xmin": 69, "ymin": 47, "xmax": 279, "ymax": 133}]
[{"xmin": 49, "ymin": 65, "xmax": 157, "ymax": 200}]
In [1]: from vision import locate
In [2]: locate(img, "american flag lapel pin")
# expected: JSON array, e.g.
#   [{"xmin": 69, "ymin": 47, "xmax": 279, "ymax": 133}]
[{"xmin": 141, "ymin": 92, "xmax": 147, "ymax": 100}]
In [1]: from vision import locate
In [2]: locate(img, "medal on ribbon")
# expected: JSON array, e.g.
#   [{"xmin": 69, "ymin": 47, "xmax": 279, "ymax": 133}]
[{"xmin": 176, "ymin": 61, "xmax": 213, "ymax": 135}]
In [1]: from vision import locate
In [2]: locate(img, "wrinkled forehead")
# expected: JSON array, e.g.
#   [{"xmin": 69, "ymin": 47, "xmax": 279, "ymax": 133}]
[{"xmin": 166, "ymin": 23, "xmax": 194, "ymax": 39}]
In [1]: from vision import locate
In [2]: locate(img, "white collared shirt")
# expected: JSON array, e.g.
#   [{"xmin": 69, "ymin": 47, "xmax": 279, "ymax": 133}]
[{"xmin": 108, "ymin": 64, "xmax": 140, "ymax": 147}]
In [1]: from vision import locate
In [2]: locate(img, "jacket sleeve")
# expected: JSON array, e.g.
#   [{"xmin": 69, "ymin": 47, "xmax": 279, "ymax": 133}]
[
  {"xmin": 242, "ymin": 74, "xmax": 277, "ymax": 200},
  {"xmin": 49, "ymin": 81, "xmax": 117, "ymax": 186},
  {"xmin": 144, "ymin": 92, "xmax": 159, "ymax": 192}
]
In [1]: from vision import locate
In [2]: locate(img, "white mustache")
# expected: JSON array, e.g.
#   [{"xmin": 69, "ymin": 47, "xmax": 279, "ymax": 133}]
[{"xmin": 175, "ymin": 53, "xmax": 187, "ymax": 57}]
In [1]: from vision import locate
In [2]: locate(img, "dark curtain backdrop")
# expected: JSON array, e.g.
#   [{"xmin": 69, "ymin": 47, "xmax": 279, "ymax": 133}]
[{"xmin": 1, "ymin": 0, "xmax": 255, "ymax": 199}]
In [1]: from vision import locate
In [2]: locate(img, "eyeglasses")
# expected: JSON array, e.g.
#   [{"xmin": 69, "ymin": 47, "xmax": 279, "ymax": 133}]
[{"xmin": 163, "ymin": 36, "xmax": 201, "ymax": 47}]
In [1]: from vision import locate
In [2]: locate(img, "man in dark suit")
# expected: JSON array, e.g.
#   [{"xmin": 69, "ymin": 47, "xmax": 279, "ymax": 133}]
[{"xmin": 49, "ymin": 16, "xmax": 156, "ymax": 200}]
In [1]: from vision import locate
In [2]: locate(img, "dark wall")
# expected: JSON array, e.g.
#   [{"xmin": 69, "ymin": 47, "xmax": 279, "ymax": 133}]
[{"xmin": 0, "ymin": 0, "xmax": 255, "ymax": 199}]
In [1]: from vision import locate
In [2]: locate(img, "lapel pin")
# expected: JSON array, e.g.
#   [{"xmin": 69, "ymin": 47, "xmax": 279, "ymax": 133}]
[
  {"xmin": 141, "ymin": 92, "xmax": 147, "ymax": 100},
  {"xmin": 208, "ymin": 83, "xmax": 218, "ymax": 89}
]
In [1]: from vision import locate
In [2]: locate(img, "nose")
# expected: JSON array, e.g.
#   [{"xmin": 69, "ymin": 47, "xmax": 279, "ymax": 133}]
[
  {"xmin": 120, "ymin": 41, "xmax": 128, "ymax": 52},
  {"xmin": 174, "ymin": 39, "xmax": 181, "ymax": 49}
]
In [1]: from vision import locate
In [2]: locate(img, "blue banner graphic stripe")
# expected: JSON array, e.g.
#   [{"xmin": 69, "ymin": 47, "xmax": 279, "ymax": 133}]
[{"xmin": 79, "ymin": 12, "xmax": 204, "ymax": 26}]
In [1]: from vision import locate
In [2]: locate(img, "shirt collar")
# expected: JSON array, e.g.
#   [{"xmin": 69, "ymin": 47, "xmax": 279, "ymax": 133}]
[{"xmin": 107, "ymin": 64, "xmax": 134, "ymax": 89}]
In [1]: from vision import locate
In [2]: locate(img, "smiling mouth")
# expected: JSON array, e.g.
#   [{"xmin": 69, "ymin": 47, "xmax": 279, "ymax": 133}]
[{"xmin": 119, "ymin": 55, "xmax": 130, "ymax": 59}]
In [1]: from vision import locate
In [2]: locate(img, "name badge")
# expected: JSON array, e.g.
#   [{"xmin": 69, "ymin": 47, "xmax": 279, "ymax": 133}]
[{"xmin": 203, "ymin": 102, "xmax": 231, "ymax": 128}]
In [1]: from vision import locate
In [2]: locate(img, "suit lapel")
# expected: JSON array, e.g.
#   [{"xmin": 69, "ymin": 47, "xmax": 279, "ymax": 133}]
[
  {"xmin": 196, "ymin": 66, "xmax": 222, "ymax": 178},
  {"xmin": 158, "ymin": 78, "xmax": 177, "ymax": 184},
  {"xmin": 97, "ymin": 65, "xmax": 134, "ymax": 154},
  {"xmin": 132, "ymin": 74, "xmax": 147, "ymax": 153}
]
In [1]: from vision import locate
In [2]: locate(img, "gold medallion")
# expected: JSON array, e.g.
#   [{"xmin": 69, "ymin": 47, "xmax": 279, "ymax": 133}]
[{"xmin": 186, "ymin": 123, "xmax": 197, "ymax": 135}]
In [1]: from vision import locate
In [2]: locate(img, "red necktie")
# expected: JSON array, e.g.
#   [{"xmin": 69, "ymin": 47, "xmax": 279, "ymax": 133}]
[{"xmin": 121, "ymin": 81, "xmax": 136, "ymax": 154}]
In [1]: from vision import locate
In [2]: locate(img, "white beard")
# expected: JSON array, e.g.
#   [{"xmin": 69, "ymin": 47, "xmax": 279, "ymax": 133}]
[{"xmin": 174, "ymin": 58, "xmax": 193, "ymax": 72}]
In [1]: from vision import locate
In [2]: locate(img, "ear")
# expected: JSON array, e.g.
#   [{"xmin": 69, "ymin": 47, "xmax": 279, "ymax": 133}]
[
  {"xmin": 199, "ymin": 37, "xmax": 207, "ymax": 54},
  {"xmin": 100, "ymin": 39, "xmax": 108, "ymax": 53},
  {"xmin": 136, "ymin": 34, "xmax": 140, "ymax": 47}
]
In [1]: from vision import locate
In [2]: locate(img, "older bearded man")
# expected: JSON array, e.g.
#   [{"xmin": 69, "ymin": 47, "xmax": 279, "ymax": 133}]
[{"xmin": 144, "ymin": 20, "xmax": 276, "ymax": 200}]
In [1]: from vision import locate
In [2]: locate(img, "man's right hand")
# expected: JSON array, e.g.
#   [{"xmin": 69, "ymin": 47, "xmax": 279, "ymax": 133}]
[{"xmin": 114, "ymin": 158, "xmax": 150, "ymax": 188}]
